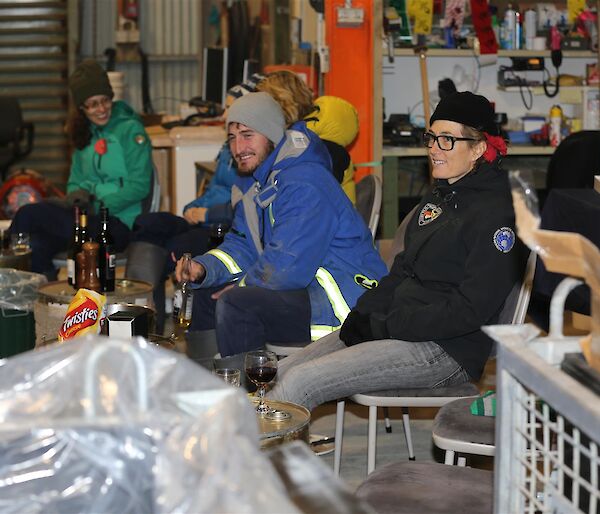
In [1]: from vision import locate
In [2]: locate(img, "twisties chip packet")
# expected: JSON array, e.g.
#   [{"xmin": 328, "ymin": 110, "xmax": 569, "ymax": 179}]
[{"xmin": 58, "ymin": 289, "xmax": 107, "ymax": 341}]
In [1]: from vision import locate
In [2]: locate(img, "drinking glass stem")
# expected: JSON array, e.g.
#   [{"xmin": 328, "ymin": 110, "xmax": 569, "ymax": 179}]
[{"xmin": 257, "ymin": 385, "xmax": 268, "ymax": 413}]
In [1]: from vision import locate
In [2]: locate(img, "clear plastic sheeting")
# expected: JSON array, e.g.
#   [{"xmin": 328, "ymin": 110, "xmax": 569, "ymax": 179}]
[
  {"xmin": 0, "ymin": 268, "xmax": 46, "ymax": 312},
  {"xmin": 0, "ymin": 337, "xmax": 300, "ymax": 514}
]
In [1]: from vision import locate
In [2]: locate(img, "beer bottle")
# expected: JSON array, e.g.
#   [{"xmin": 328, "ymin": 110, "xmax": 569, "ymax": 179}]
[
  {"xmin": 67, "ymin": 204, "xmax": 81, "ymax": 287},
  {"xmin": 97, "ymin": 206, "xmax": 116, "ymax": 292},
  {"xmin": 79, "ymin": 207, "xmax": 90, "ymax": 244},
  {"xmin": 177, "ymin": 253, "xmax": 193, "ymax": 328}
]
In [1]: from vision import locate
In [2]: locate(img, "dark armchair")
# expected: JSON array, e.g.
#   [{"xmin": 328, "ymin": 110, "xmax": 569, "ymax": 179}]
[{"xmin": 0, "ymin": 97, "xmax": 34, "ymax": 181}]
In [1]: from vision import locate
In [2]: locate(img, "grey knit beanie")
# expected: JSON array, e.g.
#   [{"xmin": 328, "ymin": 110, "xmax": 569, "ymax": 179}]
[{"xmin": 226, "ymin": 92, "xmax": 286, "ymax": 145}]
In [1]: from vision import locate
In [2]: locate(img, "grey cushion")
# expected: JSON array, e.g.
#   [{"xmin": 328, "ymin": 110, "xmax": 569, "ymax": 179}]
[
  {"xmin": 356, "ymin": 461, "xmax": 493, "ymax": 514},
  {"xmin": 358, "ymin": 382, "xmax": 479, "ymax": 398},
  {"xmin": 433, "ymin": 397, "xmax": 496, "ymax": 446}
]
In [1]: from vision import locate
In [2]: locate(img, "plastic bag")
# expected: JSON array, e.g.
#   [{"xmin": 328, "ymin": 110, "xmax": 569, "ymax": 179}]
[
  {"xmin": 0, "ymin": 337, "xmax": 300, "ymax": 513},
  {"xmin": 0, "ymin": 268, "xmax": 46, "ymax": 313}
]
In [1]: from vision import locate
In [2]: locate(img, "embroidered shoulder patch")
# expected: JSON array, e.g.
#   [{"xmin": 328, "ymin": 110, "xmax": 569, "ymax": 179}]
[
  {"xmin": 134, "ymin": 134, "xmax": 146, "ymax": 145},
  {"xmin": 493, "ymin": 227, "xmax": 515, "ymax": 253},
  {"xmin": 354, "ymin": 274, "xmax": 379, "ymax": 290},
  {"xmin": 418, "ymin": 203, "xmax": 443, "ymax": 226}
]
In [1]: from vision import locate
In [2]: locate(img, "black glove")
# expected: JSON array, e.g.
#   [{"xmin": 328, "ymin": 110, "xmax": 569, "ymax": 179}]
[
  {"xmin": 65, "ymin": 189, "xmax": 95, "ymax": 215},
  {"xmin": 340, "ymin": 310, "xmax": 374, "ymax": 347}
]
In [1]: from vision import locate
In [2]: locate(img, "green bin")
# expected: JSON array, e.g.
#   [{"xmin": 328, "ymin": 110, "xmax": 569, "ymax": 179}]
[
  {"xmin": 0, "ymin": 309, "xmax": 35, "ymax": 358},
  {"xmin": 0, "ymin": 269, "xmax": 46, "ymax": 359}
]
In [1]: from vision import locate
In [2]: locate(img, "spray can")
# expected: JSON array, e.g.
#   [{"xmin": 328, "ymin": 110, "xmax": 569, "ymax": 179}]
[
  {"xmin": 503, "ymin": 5, "xmax": 516, "ymax": 50},
  {"xmin": 549, "ymin": 105, "xmax": 563, "ymax": 147},
  {"xmin": 514, "ymin": 11, "xmax": 522, "ymax": 49},
  {"xmin": 524, "ymin": 9, "xmax": 537, "ymax": 50}
]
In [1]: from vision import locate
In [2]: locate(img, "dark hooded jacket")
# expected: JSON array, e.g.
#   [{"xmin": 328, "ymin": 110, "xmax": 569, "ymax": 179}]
[{"xmin": 355, "ymin": 160, "xmax": 525, "ymax": 380}]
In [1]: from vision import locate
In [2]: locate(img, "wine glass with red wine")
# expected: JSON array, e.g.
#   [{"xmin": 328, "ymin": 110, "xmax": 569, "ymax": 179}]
[{"xmin": 244, "ymin": 350, "xmax": 277, "ymax": 415}]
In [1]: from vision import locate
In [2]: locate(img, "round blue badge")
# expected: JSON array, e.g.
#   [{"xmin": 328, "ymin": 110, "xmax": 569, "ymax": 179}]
[{"xmin": 493, "ymin": 227, "xmax": 515, "ymax": 253}]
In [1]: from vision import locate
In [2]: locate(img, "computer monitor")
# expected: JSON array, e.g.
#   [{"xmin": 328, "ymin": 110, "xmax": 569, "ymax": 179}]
[
  {"xmin": 202, "ymin": 47, "xmax": 229, "ymax": 106},
  {"xmin": 243, "ymin": 59, "xmax": 260, "ymax": 82}
]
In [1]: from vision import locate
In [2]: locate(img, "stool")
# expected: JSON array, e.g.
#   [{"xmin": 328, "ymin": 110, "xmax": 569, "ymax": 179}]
[
  {"xmin": 432, "ymin": 397, "xmax": 495, "ymax": 465},
  {"xmin": 356, "ymin": 461, "xmax": 493, "ymax": 514}
]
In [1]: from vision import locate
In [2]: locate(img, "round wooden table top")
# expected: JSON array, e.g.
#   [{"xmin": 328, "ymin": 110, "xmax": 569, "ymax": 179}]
[
  {"xmin": 37, "ymin": 278, "xmax": 153, "ymax": 304},
  {"xmin": 252, "ymin": 398, "xmax": 310, "ymax": 449}
]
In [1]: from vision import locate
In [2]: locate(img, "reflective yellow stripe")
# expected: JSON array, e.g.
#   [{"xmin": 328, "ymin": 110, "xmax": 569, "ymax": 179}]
[
  {"xmin": 206, "ymin": 249, "xmax": 242, "ymax": 274},
  {"xmin": 310, "ymin": 325, "xmax": 339, "ymax": 341},
  {"xmin": 239, "ymin": 275, "xmax": 247, "ymax": 287},
  {"xmin": 269, "ymin": 204, "xmax": 275, "ymax": 226},
  {"xmin": 315, "ymin": 267, "xmax": 351, "ymax": 324}
]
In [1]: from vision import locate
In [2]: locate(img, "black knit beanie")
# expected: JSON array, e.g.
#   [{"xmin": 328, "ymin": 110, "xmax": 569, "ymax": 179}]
[
  {"xmin": 430, "ymin": 91, "xmax": 498, "ymax": 135},
  {"xmin": 69, "ymin": 59, "xmax": 114, "ymax": 107}
]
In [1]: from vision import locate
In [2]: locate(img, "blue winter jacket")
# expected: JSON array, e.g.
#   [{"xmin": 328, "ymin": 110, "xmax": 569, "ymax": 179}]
[
  {"xmin": 192, "ymin": 122, "xmax": 387, "ymax": 339},
  {"xmin": 182, "ymin": 143, "xmax": 237, "ymax": 225}
]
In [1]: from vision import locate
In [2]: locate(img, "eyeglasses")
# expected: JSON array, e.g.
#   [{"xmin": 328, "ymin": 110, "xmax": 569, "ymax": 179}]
[
  {"xmin": 82, "ymin": 96, "xmax": 112, "ymax": 112},
  {"xmin": 422, "ymin": 132, "xmax": 477, "ymax": 151}
]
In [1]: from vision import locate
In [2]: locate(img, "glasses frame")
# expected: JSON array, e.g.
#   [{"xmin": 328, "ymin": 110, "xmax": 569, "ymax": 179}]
[
  {"xmin": 82, "ymin": 96, "xmax": 113, "ymax": 112},
  {"xmin": 422, "ymin": 132, "xmax": 478, "ymax": 151}
]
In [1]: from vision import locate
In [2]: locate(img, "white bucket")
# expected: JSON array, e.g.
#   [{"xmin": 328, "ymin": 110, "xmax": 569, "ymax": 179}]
[{"xmin": 107, "ymin": 71, "xmax": 126, "ymax": 101}]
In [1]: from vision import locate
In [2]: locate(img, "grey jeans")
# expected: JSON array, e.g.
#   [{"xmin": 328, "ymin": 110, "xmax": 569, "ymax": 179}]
[{"xmin": 267, "ymin": 331, "xmax": 470, "ymax": 411}]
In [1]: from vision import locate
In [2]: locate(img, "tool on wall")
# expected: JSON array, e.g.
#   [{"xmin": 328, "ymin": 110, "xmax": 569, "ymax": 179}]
[{"xmin": 542, "ymin": 25, "xmax": 563, "ymax": 98}]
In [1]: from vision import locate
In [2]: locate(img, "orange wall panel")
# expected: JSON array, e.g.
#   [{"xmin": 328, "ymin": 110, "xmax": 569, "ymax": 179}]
[{"xmin": 324, "ymin": 0, "xmax": 377, "ymax": 181}]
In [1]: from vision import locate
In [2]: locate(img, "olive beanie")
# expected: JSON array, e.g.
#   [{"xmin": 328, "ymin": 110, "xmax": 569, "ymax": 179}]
[
  {"xmin": 69, "ymin": 59, "xmax": 114, "ymax": 107},
  {"xmin": 226, "ymin": 92, "xmax": 286, "ymax": 145}
]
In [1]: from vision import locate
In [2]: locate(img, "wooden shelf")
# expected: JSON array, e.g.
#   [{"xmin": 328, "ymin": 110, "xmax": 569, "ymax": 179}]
[
  {"xmin": 386, "ymin": 48, "xmax": 597, "ymax": 59},
  {"xmin": 383, "ymin": 145, "xmax": 555, "ymax": 157}
]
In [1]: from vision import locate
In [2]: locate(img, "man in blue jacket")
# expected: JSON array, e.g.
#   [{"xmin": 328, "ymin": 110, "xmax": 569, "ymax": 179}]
[{"xmin": 176, "ymin": 92, "xmax": 387, "ymax": 357}]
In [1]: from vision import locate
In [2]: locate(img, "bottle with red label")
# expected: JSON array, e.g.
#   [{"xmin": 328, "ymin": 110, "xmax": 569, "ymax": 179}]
[{"xmin": 97, "ymin": 206, "xmax": 116, "ymax": 292}]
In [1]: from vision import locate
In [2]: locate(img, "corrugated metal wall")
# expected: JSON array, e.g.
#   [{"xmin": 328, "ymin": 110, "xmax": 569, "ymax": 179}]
[
  {"xmin": 80, "ymin": 0, "xmax": 205, "ymax": 116},
  {"xmin": 0, "ymin": 0, "xmax": 70, "ymax": 187}
]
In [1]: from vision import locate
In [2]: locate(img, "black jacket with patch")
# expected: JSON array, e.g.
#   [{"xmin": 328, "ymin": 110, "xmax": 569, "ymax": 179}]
[{"xmin": 355, "ymin": 160, "xmax": 525, "ymax": 380}]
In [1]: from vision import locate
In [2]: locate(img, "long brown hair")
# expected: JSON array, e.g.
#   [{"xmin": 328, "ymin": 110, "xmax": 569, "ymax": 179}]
[{"xmin": 66, "ymin": 104, "xmax": 92, "ymax": 150}]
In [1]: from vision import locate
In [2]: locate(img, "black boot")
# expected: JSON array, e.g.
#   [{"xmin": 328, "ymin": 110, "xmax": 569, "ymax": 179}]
[{"xmin": 125, "ymin": 242, "xmax": 169, "ymax": 334}]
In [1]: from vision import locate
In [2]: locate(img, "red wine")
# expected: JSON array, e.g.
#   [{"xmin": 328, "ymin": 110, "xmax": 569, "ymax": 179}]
[{"xmin": 246, "ymin": 366, "xmax": 276, "ymax": 385}]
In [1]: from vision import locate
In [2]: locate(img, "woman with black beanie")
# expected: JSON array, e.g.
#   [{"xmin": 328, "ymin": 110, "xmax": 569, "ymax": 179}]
[{"xmin": 269, "ymin": 91, "xmax": 526, "ymax": 411}]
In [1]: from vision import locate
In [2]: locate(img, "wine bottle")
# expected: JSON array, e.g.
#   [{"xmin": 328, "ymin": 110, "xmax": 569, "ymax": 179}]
[
  {"xmin": 97, "ymin": 206, "xmax": 115, "ymax": 292},
  {"xmin": 67, "ymin": 204, "xmax": 81, "ymax": 287}
]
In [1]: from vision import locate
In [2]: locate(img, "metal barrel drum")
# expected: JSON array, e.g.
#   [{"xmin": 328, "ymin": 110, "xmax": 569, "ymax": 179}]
[
  {"xmin": 34, "ymin": 279, "xmax": 153, "ymax": 345},
  {"xmin": 42, "ymin": 333, "xmax": 176, "ymax": 351},
  {"xmin": 256, "ymin": 399, "xmax": 310, "ymax": 449}
]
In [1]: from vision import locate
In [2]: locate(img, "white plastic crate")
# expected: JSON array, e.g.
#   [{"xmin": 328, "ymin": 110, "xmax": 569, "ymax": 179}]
[{"xmin": 485, "ymin": 281, "xmax": 600, "ymax": 514}]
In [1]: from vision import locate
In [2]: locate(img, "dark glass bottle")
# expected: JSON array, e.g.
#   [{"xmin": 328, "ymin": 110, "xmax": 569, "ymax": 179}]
[
  {"xmin": 208, "ymin": 223, "xmax": 229, "ymax": 249},
  {"xmin": 79, "ymin": 208, "xmax": 90, "ymax": 245},
  {"xmin": 66, "ymin": 204, "xmax": 81, "ymax": 287},
  {"xmin": 97, "ymin": 206, "xmax": 115, "ymax": 292}
]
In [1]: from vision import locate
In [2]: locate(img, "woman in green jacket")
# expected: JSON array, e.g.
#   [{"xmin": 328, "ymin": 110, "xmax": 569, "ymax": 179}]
[{"xmin": 10, "ymin": 59, "xmax": 152, "ymax": 278}]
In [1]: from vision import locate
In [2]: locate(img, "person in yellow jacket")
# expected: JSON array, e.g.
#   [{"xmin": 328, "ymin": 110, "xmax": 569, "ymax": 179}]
[
  {"xmin": 305, "ymin": 95, "xmax": 358, "ymax": 204},
  {"xmin": 256, "ymin": 71, "xmax": 357, "ymax": 204}
]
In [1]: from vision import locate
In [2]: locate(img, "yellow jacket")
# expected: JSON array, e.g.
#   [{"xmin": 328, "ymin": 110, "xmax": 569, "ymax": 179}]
[{"xmin": 305, "ymin": 96, "xmax": 358, "ymax": 204}]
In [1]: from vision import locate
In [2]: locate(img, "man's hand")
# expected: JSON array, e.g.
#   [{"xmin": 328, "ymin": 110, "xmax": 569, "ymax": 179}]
[
  {"xmin": 175, "ymin": 256, "xmax": 206, "ymax": 283},
  {"xmin": 183, "ymin": 207, "xmax": 208, "ymax": 225}
]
